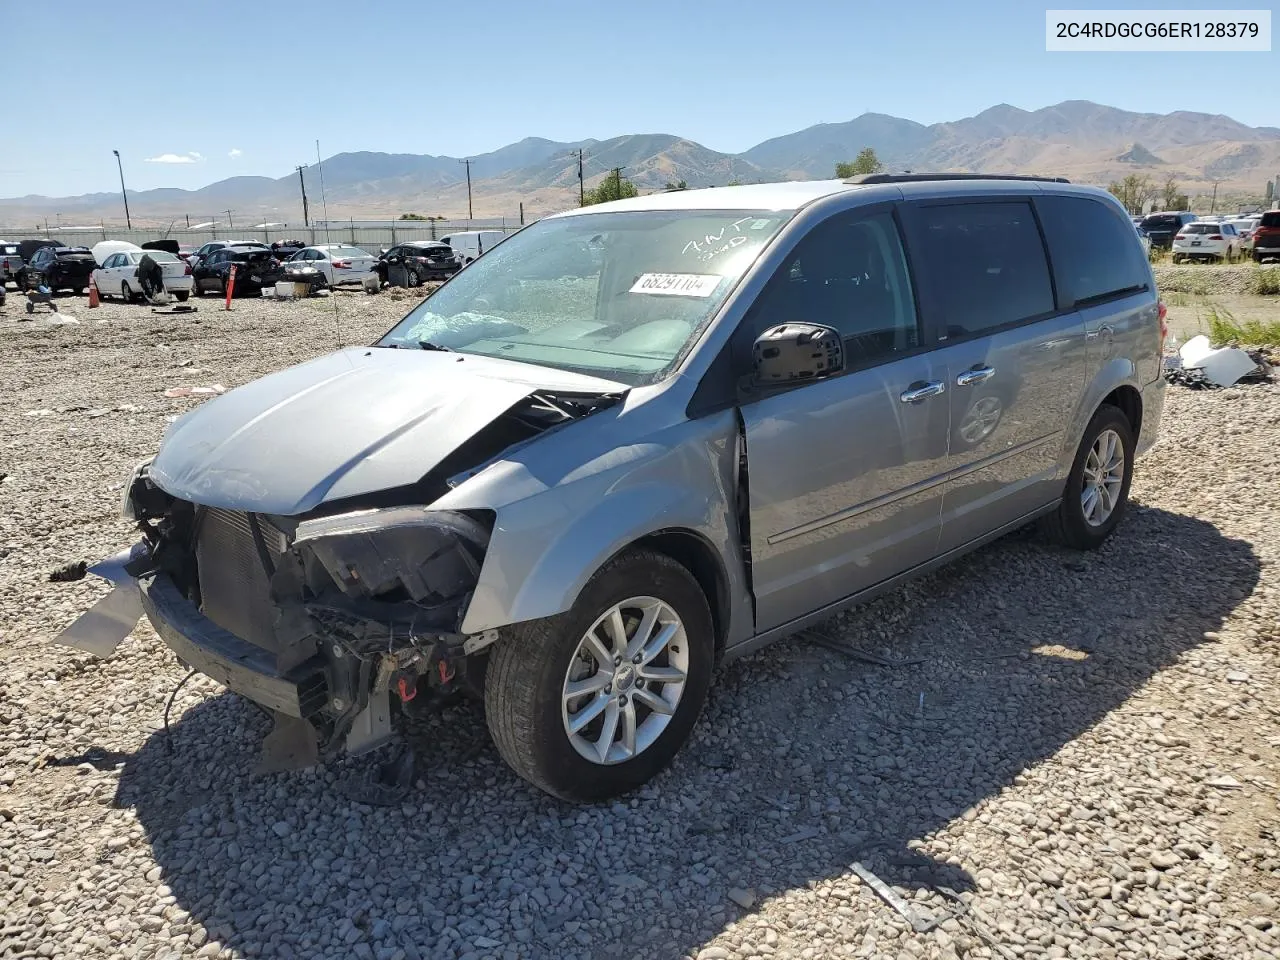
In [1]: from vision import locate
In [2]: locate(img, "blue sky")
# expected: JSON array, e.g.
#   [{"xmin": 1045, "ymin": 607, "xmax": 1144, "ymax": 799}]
[{"xmin": 1, "ymin": 0, "xmax": 1273, "ymax": 198}]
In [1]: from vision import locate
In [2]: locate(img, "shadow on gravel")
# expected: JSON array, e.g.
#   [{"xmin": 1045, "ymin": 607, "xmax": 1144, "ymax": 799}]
[{"xmin": 98, "ymin": 505, "xmax": 1257, "ymax": 960}]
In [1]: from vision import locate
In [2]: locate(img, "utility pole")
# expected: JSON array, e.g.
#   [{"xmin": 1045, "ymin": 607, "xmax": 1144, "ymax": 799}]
[
  {"xmin": 1209, "ymin": 180, "xmax": 1222, "ymax": 214},
  {"xmin": 610, "ymin": 166, "xmax": 626, "ymax": 200},
  {"xmin": 573, "ymin": 148, "xmax": 586, "ymax": 206},
  {"xmin": 185, "ymin": 214, "xmax": 190, "ymax": 228},
  {"xmin": 112, "ymin": 149, "xmax": 132, "ymax": 229},
  {"xmin": 459, "ymin": 158, "xmax": 473, "ymax": 220},
  {"xmin": 296, "ymin": 165, "xmax": 310, "ymax": 226},
  {"xmin": 225, "ymin": 210, "xmax": 234, "ymax": 230}
]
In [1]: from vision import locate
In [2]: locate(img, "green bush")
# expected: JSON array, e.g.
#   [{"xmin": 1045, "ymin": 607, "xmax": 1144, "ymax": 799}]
[{"xmin": 1246, "ymin": 267, "xmax": 1280, "ymax": 296}]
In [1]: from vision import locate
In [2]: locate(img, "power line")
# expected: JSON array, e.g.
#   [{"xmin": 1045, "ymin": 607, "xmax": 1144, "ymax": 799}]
[{"xmin": 459, "ymin": 159, "xmax": 473, "ymax": 220}]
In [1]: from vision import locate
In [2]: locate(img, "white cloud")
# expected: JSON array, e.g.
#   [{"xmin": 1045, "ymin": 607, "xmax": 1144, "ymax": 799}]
[
  {"xmin": 228, "ymin": 148, "xmax": 243, "ymax": 159},
  {"xmin": 144, "ymin": 152, "xmax": 203, "ymax": 164}
]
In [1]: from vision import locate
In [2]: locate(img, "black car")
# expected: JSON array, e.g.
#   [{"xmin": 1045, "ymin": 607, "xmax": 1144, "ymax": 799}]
[
  {"xmin": 192, "ymin": 246, "xmax": 283, "ymax": 296},
  {"xmin": 1139, "ymin": 211, "xmax": 1197, "ymax": 249},
  {"xmin": 374, "ymin": 241, "xmax": 460, "ymax": 286},
  {"xmin": 271, "ymin": 239, "xmax": 307, "ymax": 261},
  {"xmin": 21, "ymin": 246, "xmax": 97, "ymax": 293}
]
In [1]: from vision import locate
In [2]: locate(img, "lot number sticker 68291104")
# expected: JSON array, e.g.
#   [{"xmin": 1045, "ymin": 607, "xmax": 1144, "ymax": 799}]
[{"xmin": 629, "ymin": 273, "xmax": 722, "ymax": 297}]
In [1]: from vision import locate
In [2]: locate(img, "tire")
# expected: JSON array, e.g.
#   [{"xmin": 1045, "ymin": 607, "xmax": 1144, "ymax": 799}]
[
  {"xmin": 485, "ymin": 548, "xmax": 715, "ymax": 803},
  {"xmin": 120, "ymin": 281, "xmax": 134, "ymax": 303},
  {"xmin": 405, "ymin": 268, "xmax": 421, "ymax": 287},
  {"xmin": 174, "ymin": 291, "xmax": 189, "ymax": 302},
  {"xmin": 1038, "ymin": 404, "xmax": 1135, "ymax": 550},
  {"xmin": 1172, "ymin": 254, "xmax": 1183, "ymax": 264}
]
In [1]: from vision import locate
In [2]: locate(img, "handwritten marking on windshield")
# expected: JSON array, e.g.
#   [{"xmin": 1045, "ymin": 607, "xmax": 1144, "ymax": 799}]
[{"xmin": 681, "ymin": 217, "xmax": 761, "ymax": 261}]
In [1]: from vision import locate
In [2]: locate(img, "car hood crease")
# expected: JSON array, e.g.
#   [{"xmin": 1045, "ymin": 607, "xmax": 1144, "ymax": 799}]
[{"xmin": 148, "ymin": 347, "xmax": 626, "ymax": 514}]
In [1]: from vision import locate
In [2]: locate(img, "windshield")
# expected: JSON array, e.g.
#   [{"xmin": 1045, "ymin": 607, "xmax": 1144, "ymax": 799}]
[
  {"xmin": 1142, "ymin": 215, "xmax": 1182, "ymax": 230},
  {"xmin": 231, "ymin": 249, "xmax": 275, "ymax": 262},
  {"xmin": 133, "ymin": 251, "xmax": 179, "ymax": 263},
  {"xmin": 327, "ymin": 244, "xmax": 370, "ymax": 257},
  {"xmin": 379, "ymin": 209, "xmax": 791, "ymax": 384}
]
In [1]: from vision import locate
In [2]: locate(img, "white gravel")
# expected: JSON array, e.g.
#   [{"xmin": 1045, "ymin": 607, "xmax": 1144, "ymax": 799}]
[{"xmin": 1, "ymin": 289, "xmax": 1278, "ymax": 960}]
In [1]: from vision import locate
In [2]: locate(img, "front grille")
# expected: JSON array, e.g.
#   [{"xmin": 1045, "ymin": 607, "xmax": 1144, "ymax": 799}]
[{"xmin": 196, "ymin": 509, "xmax": 287, "ymax": 652}]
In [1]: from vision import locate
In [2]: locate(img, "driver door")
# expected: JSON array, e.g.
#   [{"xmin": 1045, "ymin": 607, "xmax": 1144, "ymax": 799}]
[{"xmin": 738, "ymin": 206, "xmax": 950, "ymax": 631}]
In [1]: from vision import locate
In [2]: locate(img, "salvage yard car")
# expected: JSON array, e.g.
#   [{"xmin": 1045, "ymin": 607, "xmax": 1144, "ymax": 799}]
[
  {"xmin": 1171, "ymin": 221, "xmax": 1241, "ymax": 263},
  {"xmin": 94, "ymin": 249, "xmax": 194, "ymax": 302},
  {"xmin": 58, "ymin": 174, "xmax": 1166, "ymax": 802},
  {"xmin": 21, "ymin": 245, "xmax": 97, "ymax": 293},
  {"xmin": 191, "ymin": 245, "xmax": 283, "ymax": 296}
]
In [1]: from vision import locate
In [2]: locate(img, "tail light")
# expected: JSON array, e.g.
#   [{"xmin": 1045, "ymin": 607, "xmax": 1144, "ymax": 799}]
[
  {"xmin": 1174, "ymin": 233, "xmax": 1187, "ymax": 240},
  {"xmin": 1158, "ymin": 301, "xmax": 1168, "ymax": 351},
  {"xmin": 1208, "ymin": 234, "xmax": 1222, "ymax": 240},
  {"xmin": 184, "ymin": 262, "xmax": 192, "ymax": 275},
  {"xmin": 332, "ymin": 259, "xmax": 351, "ymax": 269}
]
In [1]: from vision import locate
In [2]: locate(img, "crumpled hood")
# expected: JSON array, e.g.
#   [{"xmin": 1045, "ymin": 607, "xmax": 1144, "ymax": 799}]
[{"xmin": 149, "ymin": 347, "xmax": 625, "ymax": 514}]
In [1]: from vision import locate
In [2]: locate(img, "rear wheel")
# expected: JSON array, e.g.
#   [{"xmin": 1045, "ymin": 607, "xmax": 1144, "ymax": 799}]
[
  {"xmin": 1172, "ymin": 254, "xmax": 1183, "ymax": 264},
  {"xmin": 485, "ymin": 549, "xmax": 714, "ymax": 802},
  {"xmin": 1039, "ymin": 404, "xmax": 1134, "ymax": 550},
  {"xmin": 174, "ymin": 290, "xmax": 189, "ymax": 302}
]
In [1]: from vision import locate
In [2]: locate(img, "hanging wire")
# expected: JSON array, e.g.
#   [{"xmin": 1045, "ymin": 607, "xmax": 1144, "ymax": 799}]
[{"xmin": 163, "ymin": 668, "xmax": 199, "ymax": 755}]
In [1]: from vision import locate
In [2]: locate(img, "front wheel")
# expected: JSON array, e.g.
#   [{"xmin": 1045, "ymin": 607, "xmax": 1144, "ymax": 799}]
[
  {"xmin": 1171, "ymin": 254, "xmax": 1183, "ymax": 264},
  {"xmin": 1039, "ymin": 404, "xmax": 1135, "ymax": 550},
  {"xmin": 485, "ymin": 549, "xmax": 714, "ymax": 802},
  {"xmin": 120, "ymin": 281, "xmax": 134, "ymax": 303}
]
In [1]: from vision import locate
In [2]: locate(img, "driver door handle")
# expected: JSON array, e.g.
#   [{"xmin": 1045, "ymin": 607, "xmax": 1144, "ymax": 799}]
[
  {"xmin": 956, "ymin": 365, "xmax": 996, "ymax": 386},
  {"xmin": 900, "ymin": 380, "xmax": 946, "ymax": 404}
]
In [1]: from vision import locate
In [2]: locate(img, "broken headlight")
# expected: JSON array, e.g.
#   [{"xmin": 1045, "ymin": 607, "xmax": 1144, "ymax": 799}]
[
  {"xmin": 292, "ymin": 507, "xmax": 490, "ymax": 606},
  {"xmin": 120, "ymin": 458, "xmax": 155, "ymax": 521}
]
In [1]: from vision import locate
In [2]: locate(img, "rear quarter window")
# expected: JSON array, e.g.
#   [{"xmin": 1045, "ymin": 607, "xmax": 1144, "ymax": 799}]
[
  {"xmin": 1038, "ymin": 195, "xmax": 1149, "ymax": 306},
  {"xmin": 1261, "ymin": 212, "xmax": 1280, "ymax": 228}
]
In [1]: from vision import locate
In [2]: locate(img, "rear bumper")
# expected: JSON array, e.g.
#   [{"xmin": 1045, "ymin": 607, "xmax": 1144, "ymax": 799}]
[
  {"xmin": 139, "ymin": 573, "xmax": 328, "ymax": 717},
  {"xmin": 1171, "ymin": 242, "xmax": 1228, "ymax": 257}
]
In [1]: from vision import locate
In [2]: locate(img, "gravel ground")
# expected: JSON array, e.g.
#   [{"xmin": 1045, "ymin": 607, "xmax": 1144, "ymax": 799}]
[{"xmin": 2, "ymin": 289, "xmax": 1279, "ymax": 960}]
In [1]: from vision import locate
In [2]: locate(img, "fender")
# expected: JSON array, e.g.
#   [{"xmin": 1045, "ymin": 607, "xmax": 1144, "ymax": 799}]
[
  {"xmin": 445, "ymin": 412, "xmax": 749, "ymax": 637},
  {"xmin": 1059, "ymin": 356, "xmax": 1139, "ymax": 473}
]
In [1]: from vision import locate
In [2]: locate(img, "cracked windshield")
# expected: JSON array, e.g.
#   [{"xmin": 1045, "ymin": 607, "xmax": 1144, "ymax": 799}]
[{"xmin": 380, "ymin": 210, "xmax": 790, "ymax": 384}]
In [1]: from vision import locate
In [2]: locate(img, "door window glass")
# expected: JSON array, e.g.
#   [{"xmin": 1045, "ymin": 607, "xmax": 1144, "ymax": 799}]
[
  {"xmin": 746, "ymin": 209, "xmax": 920, "ymax": 367},
  {"xmin": 911, "ymin": 201, "xmax": 1055, "ymax": 337}
]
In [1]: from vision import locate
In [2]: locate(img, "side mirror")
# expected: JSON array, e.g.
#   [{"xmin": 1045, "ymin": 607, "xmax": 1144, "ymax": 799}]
[{"xmin": 751, "ymin": 323, "xmax": 844, "ymax": 385}]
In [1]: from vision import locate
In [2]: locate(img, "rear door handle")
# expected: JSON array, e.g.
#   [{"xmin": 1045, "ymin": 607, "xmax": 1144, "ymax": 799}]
[
  {"xmin": 1087, "ymin": 324, "xmax": 1115, "ymax": 341},
  {"xmin": 956, "ymin": 366, "xmax": 995, "ymax": 386},
  {"xmin": 900, "ymin": 380, "xmax": 946, "ymax": 403}
]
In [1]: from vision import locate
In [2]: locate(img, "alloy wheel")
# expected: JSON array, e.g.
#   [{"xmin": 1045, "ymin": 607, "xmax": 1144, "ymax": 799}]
[
  {"xmin": 561, "ymin": 597, "xmax": 689, "ymax": 765},
  {"xmin": 1081, "ymin": 428, "xmax": 1124, "ymax": 526}
]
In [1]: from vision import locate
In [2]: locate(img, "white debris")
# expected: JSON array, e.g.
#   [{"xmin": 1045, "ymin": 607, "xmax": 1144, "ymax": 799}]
[{"xmin": 1179, "ymin": 335, "xmax": 1260, "ymax": 387}]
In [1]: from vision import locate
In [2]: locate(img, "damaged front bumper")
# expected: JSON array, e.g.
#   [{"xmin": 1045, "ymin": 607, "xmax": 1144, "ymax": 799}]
[{"xmin": 55, "ymin": 473, "xmax": 498, "ymax": 772}]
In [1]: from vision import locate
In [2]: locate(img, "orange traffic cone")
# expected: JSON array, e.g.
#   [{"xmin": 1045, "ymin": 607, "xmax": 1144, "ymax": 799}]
[{"xmin": 87, "ymin": 275, "xmax": 100, "ymax": 308}]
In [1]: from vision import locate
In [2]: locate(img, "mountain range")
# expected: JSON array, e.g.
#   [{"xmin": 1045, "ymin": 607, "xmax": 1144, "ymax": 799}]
[{"xmin": 4, "ymin": 100, "xmax": 1278, "ymax": 227}]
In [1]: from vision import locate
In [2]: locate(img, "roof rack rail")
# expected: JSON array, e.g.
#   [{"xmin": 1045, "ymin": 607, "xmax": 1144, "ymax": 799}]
[{"xmin": 846, "ymin": 172, "xmax": 1071, "ymax": 185}]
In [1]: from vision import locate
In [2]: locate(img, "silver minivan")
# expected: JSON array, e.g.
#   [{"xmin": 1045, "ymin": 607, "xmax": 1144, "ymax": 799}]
[{"xmin": 60, "ymin": 174, "xmax": 1166, "ymax": 802}]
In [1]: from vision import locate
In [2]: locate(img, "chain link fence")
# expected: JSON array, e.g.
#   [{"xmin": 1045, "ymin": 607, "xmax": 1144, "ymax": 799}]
[{"xmin": 0, "ymin": 218, "xmax": 534, "ymax": 253}]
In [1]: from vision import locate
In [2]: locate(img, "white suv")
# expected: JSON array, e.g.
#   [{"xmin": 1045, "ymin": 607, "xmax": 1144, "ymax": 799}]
[{"xmin": 1171, "ymin": 222, "xmax": 1240, "ymax": 263}]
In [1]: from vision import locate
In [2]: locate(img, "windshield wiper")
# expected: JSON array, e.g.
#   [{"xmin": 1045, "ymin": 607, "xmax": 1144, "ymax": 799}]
[{"xmin": 417, "ymin": 340, "xmax": 453, "ymax": 352}]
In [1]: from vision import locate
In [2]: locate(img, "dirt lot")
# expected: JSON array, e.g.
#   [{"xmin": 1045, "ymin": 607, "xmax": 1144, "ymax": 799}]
[{"xmin": 1, "ymin": 287, "xmax": 1278, "ymax": 960}]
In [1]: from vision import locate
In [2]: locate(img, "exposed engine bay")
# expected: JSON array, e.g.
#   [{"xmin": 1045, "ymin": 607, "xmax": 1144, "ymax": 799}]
[{"xmin": 58, "ymin": 386, "xmax": 623, "ymax": 777}]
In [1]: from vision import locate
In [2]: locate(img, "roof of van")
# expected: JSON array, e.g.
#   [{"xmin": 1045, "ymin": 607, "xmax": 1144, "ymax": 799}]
[{"xmin": 551, "ymin": 176, "xmax": 1110, "ymax": 217}]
